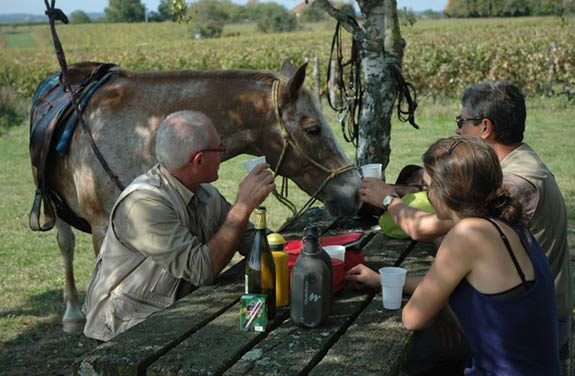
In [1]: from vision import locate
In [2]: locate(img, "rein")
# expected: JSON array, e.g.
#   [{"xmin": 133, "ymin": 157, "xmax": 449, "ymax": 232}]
[
  {"xmin": 44, "ymin": 0, "xmax": 125, "ymax": 192},
  {"xmin": 270, "ymin": 80, "xmax": 356, "ymax": 231}
]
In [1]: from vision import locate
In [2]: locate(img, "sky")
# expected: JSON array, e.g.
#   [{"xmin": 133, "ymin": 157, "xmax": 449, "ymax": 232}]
[{"xmin": 0, "ymin": 0, "xmax": 448, "ymax": 15}]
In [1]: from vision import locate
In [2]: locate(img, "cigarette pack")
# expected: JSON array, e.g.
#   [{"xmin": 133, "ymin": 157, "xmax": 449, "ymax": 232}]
[{"xmin": 240, "ymin": 294, "xmax": 268, "ymax": 332}]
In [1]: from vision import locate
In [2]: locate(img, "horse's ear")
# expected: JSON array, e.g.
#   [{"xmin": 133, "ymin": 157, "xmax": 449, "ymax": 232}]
[
  {"xmin": 280, "ymin": 59, "xmax": 296, "ymax": 78},
  {"xmin": 284, "ymin": 62, "xmax": 308, "ymax": 100}
]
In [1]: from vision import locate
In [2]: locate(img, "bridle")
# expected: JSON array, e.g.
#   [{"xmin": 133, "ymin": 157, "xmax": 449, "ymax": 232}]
[{"xmin": 270, "ymin": 80, "xmax": 356, "ymax": 231}]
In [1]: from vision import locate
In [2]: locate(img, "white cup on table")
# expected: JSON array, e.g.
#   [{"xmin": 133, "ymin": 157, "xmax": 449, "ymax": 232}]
[
  {"xmin": 244, "ymin": 156, "xmax": 266, "ymax": 172},
  {"xmin": 379, "ymin": 266, "xmax": 407, "ymax": 310},
  {"xmin": 361, "ymin": 163, "xmax": 382, "ymax": 179}
]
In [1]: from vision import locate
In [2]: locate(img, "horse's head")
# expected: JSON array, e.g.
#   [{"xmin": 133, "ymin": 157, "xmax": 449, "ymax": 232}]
[{"xmin": 261, "ymin": 60, "xmax": 361, "ymax": 218}]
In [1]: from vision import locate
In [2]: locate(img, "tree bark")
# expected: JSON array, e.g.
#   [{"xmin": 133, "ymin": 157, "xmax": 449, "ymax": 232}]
[{"xmin": 315, "ymin": 0, "xmax": 404, "ymax": 181}]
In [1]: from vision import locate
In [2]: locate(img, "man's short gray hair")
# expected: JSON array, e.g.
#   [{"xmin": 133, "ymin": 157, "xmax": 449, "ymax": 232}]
[{"xmin": 156, "ymin": 111, "xmax": 213, "ymax": 170}]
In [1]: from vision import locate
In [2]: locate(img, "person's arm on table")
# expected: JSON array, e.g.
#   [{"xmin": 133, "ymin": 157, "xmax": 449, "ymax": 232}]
[
  {"xmin": 386, "ymin": 197, "xmax": 453, "ymax": 242},
  {"xmin": 345, "ymin": 264, "xmax": 381, "ymax": 290},
  {"xmin": 345, "ymin": 266, "xmax": 425, "ymax": 293},
  {"xmin": 360, "ymin": 177, "xmax": 453, "ymax": 242}
]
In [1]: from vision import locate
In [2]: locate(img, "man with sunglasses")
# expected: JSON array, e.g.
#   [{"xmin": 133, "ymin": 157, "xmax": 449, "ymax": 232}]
[
  {"xmin": 358, "ymin": 81, "xmax": 572, "ymax": 375},
  {"xmin": 83, "ymin": 110, "xmax": 275, "ymax": 341}
]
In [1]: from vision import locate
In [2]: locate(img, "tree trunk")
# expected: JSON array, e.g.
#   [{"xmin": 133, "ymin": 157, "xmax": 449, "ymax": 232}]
[
  {"xmin": 316, "ymin": 0, "xmax": 404, "ymax": 181},
  {"xmin": 356, "ymin": 0, "xmax": 404, "ymax": 178}
]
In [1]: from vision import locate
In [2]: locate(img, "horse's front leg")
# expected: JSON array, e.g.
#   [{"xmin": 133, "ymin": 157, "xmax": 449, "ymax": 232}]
[{"xmin": 55, "ymin": 218, "xmax": 85, "ymax": 333}]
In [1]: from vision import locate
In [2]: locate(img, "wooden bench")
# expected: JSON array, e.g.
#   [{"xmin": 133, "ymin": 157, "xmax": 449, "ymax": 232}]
[{"xmin": 75, "ymin": 233, "xmax": 434, "ymax": 376}]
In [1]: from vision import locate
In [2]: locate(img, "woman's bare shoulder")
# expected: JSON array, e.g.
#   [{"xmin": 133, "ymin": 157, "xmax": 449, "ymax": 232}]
[{"xmin": 441, "ymin": 217, "xmax": 494, "ymax": 257}]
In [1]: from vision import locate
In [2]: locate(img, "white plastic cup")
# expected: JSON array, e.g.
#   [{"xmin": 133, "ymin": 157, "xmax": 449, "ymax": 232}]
[
  {"xmin": 361, "ymin": 163, "xmax": 382, "ymax": 179},
  {"xmin": 244, "ymin": 156, "xmax": 266, "ymax": 172},
  {"xmin": 379, "ymin": 267, "xmax": 407, "ymax": 310},
  {"xmin": 323, "ymin": 245, "xmax": 345, "ymax": 262}
]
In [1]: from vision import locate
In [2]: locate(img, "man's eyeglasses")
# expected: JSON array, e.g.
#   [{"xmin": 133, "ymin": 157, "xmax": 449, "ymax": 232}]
[
  {"xmin": 198, "ymin": 145, "xmax": 226, "ymax": 155},
  {"xmin": 189, "ymin": 144, "xmax": 226, "ymax": 162},
  {"xmin": 455, "ymin": 116, "xmax": 482, "ymax": 129}
]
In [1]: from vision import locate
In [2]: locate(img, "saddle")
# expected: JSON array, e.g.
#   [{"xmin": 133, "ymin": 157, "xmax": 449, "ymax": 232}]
[{"xmin": 29, "ymin": 62, "xmax": 117, "ymax": 233}]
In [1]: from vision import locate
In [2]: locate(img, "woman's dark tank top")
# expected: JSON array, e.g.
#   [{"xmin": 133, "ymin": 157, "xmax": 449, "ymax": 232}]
[{"xmin": 449, "ymin": 219, "xmax": 560, "ymax": 376}]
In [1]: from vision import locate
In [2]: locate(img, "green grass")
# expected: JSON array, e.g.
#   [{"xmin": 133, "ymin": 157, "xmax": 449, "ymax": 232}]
[{"xmin": 2, "ymin": 31, "xmax": 37, "ymax": 48}]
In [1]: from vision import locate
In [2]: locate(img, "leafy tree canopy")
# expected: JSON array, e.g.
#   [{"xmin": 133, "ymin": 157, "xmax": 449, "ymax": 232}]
[
  {"xmin": 105, "ymin": 0, "xmax": 146, "ymax": 22},
  {"xmin": 250, "ymin": 2, "xmax": 298, "ymax": 33},
  {"xmin": 445, "ymin": 0, "xmax": 574, "ymax": 17},
  {"xmin": 70, "ymin": 10, "xmax": 92, "ymax": 24},
  {"xmin": 157, "ymin": 0, "xmax": 176, "ymax": 21},
  {"xmin": 188, "ymin": 0, "xmax": 230, "ymax": 38}
]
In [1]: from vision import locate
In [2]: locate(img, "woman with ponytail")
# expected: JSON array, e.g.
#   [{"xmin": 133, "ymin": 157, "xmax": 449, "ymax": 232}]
[{"xmin": 348, "ymin": 136, "xmax": 560, "ymax": 375}]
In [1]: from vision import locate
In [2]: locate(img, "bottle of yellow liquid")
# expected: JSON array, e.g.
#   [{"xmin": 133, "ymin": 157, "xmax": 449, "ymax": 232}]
[
  {"xmin": 267, "ymin": 233, "xmax": 289, "ymax": 307},
  {"xmin": 245, "ymin": 207, "xmax": 276, "ymax": 318}
]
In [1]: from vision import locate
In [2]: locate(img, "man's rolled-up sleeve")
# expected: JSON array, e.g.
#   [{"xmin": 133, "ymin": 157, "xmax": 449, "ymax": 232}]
[{"xmin": 503, "ymin": 172, "xmax": 539, "ymax": 223}]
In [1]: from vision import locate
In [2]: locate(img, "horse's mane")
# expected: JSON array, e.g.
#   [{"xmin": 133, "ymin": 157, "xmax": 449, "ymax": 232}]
[{"xmin": 117, "ymin": 68, "xmax": 282, "ymax": 84}]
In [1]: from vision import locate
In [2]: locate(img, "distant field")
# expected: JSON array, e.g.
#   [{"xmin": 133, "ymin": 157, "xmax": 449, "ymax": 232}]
[{"xmin": 0, "ymin": 17, "xmax": 573, "ymax": 98}]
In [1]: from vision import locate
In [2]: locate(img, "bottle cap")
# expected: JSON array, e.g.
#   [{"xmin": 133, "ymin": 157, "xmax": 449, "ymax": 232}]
[
  {"xmin": 267, "ymin": 233, "xmax": 286, "ymax": 247},
  {"xmin": 252, "ymin": 207, "xmax": 267, "ymax": 230},
  {"xmin": 303, "ymin": 225, "xmax": 320, "ymax": 240}
]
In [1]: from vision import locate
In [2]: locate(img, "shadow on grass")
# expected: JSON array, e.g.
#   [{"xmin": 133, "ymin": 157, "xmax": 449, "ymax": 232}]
[
  {"xmin": 0, "ymin": 289, "xmax": 100, "ymax": 376},
  {"xmin": 0, "ymin": 289, "xmax": 64, "ymax": 319}
]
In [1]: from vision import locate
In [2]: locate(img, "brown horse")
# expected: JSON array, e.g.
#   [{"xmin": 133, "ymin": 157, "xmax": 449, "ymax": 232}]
[{"xmin": 30, "ymin": 60, "xmax": 361, "ymax": 332}]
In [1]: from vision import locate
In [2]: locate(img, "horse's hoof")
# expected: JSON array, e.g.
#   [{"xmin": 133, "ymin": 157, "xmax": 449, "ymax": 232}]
[{"xmin": 63, "ymin": 318, "xmax": 85, "ymax": 334}]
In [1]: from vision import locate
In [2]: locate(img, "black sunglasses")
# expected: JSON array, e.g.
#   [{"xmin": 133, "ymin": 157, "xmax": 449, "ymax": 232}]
[{"xmin": 455, "ymin": 115, "xmax": 482, "ymax": 129}]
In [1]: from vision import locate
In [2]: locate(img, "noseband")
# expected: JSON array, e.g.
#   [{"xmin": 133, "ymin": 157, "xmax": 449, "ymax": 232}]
[{"xmin": 271, "ymin": 80, "xmax": 356, "ymax": 230}]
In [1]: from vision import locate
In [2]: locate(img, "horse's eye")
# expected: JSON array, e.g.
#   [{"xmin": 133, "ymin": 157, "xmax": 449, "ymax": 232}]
[{"xmin": 304, "ymin": 124, "xmax": 321, "ymax": 135}]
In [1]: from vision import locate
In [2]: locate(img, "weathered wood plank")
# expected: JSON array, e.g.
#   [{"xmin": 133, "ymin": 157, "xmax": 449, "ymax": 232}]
[
  {"xmin": 147, "ymin": 306, "xmax": 290, "ymax": 376},
  {"xmin": 361, "ymin": 233, "xmax": 435, "ymax": 270},
  {"xmin": 309, "ymin": 295, "xmax": 412, "ymax": 376},
  {"xmin": 75, "ymin": 260, "xmax": 246, "ymax": 376},
  {"xmin": 223, "ymin": 287, "xmax": 372, "ymax": 376}
]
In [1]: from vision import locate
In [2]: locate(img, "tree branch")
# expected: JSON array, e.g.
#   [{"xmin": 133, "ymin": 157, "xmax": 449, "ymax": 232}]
[{"xmin": 313, "ymin": 0, "xmax": 361, "ymax": 35}]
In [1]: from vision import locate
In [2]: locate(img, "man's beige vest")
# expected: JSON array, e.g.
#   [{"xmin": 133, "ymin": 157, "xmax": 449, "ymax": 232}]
[{"xmin": 83, "ymin": 167, "xmax": 196, "ymax": 341}]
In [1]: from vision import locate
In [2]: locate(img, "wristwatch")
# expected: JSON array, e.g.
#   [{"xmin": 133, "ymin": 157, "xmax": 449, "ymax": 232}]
[{"xmin": 382, "ymin": 194, "xmax": 399, "ymax": 211}]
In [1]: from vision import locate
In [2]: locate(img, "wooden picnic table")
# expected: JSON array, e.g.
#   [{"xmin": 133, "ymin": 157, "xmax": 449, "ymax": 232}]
[{"xmin": 74, "ymin": 209, "xmax": 435, "ymax": 376}]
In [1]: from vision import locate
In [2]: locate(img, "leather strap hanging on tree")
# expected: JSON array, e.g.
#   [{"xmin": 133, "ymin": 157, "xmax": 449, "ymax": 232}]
[
  {"xmin": 327, "ymin": 19, "xmax": 420, "ymax": 145},
  {"xmin": 391, "ymin": 65, "xmax": 419, "ymax": 130},
  {"xmin": 327, "ymin": 19, "xmax": 363, "ymax": 146}
]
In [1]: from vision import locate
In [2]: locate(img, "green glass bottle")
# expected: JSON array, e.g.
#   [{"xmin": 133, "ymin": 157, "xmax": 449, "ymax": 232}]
[{"xmin": 245, "ymin": 207, "xmax": 276, "ymax": 319}]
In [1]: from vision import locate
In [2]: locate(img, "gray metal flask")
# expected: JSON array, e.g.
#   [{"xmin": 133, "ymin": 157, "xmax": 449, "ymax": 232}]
[{"xmin": 290, "ymin": 226, "xmax": 332, "ymax": 328}]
